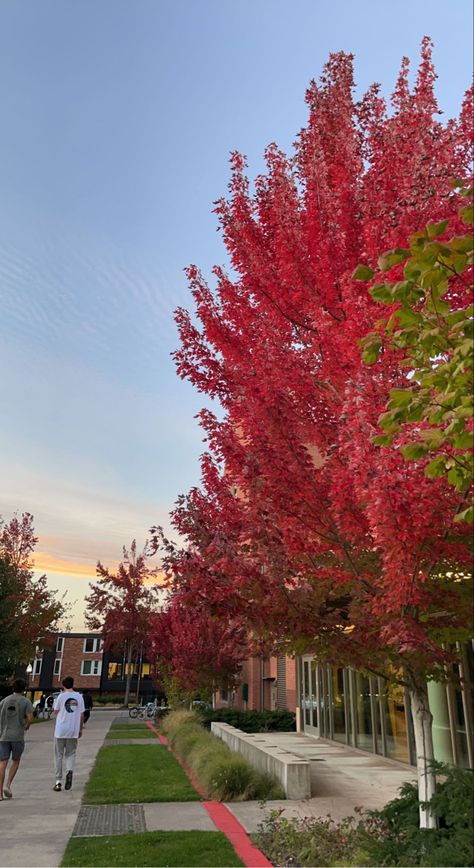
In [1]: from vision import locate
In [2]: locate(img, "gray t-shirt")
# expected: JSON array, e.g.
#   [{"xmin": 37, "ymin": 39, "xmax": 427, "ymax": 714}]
[{"xmin": 0, "ymin": 693, "xmax": 33, "ymax": 741}]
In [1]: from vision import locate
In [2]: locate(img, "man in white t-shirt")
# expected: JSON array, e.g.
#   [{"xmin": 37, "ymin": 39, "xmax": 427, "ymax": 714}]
[{"xmin": 52, "ymin": 676, "xmax": 85, "ymax": 792}]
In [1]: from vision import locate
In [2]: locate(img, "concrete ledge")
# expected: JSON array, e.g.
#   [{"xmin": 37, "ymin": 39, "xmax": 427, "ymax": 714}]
[{"xmin": 211, "ymin": 722, "xmax": 311, "ymax": 799}]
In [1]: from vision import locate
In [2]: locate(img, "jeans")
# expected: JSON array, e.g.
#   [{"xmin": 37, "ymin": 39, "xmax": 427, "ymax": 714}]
[{"xmin": 54, "ymin": 738, "xmax": 77, "ymax": 781}]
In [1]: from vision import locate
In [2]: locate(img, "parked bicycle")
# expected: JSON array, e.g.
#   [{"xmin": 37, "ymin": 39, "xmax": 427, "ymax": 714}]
[{"xmin": 128, "ymin": 701, "xmax": 157, "ymax": 719}]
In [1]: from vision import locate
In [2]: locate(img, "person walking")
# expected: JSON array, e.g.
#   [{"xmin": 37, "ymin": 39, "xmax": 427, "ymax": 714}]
[
  {"xmin": 82, "ymin": 690, "xmax": 93, "ymax": 725},
  {"xmin": 52, "ymin": 676, "xmax": 84, "ymax": 792},
  {"xmin": 0, "ymin": 678, "xmax": 33, "ymax": 800}
]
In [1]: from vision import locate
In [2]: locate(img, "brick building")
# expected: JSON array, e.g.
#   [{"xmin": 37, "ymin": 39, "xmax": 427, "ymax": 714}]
[
  {"xmin": 28, "ymin": 632, "xmax": 104, "ymax": 697},
  {"xmin": 27, "ymin": 632, "xmax": 161, "ymax": 703}
]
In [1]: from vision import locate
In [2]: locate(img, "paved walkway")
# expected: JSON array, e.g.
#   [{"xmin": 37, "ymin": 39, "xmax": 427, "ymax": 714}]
[
  {"xmin": 0, "ymin": 712, "xmax": 417, "ymax": 867},
  {"xmin": 0, "ymin": 709, "xmax": 114, "ymax": 868}
]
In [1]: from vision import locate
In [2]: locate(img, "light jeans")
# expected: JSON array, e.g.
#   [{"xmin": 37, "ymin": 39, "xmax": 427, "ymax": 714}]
[{"xmin": 54, "ymin": 738, "xmax": 78, "ymax": 781}]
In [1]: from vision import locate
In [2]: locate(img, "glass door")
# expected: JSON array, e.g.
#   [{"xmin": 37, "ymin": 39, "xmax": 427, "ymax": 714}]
[{"xmin": 301, "ymin": 656, "xmax": 319, "ymax": 735}]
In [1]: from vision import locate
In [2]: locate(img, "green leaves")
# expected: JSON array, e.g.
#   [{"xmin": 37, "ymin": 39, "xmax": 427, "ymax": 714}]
[
  {"xmin": 361, "ymin": 195, "xmax": 473, "ymax": 519},
  {"xmin": 426, "ymin": 219, "xmax": 449, "ymax": 238},
  {"xmin": 400, "ymin": 442, "xmax": 430, "ymax": 460},
  {"xmin": 378, "ymin": 248, "xmax": 410, "ymax": 272},
  {"xmin": 352, "ymin": 264, "xmax": 375, "ymax": 281},
  {"xmin": 360, "ymin": 332, "xmax": 382, "ymax": 364}
]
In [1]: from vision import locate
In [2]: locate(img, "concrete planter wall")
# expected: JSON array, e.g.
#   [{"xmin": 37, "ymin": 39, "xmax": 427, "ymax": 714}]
[{"xmin": 211, "ymin": 721, "xmax": 311, "ymax": 799}]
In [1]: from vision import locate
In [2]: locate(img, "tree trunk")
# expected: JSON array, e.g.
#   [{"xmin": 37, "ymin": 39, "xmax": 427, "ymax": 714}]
[
  {"xmin": 124, "ymin": 641, "xmax": 134, "ymax": 707},
  {"xmin": 409, "ymin": 681, "xmax": 437, "ymax": 829}
]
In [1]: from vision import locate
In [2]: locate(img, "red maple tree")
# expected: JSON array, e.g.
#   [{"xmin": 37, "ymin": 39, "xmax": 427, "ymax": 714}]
[
  {"xmin": 85, "ymin": 540, "xmax": 161, "ymax": 706},
  {"xmin": 154, "ymin": 40, "xmax": 473, "ymax": 826}
]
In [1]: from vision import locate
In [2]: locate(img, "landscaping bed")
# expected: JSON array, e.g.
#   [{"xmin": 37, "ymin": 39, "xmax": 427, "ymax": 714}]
[
  {"xmin": 161, "ymin": 709, "xmax": 285, "ymax": 801},
  {"xmin": 61, "ymin": 830, "xmax": 243, "ymax": 867},
  {"xmin": 254, "ymin": 764, "xmax": 474, "ymax": 867}
]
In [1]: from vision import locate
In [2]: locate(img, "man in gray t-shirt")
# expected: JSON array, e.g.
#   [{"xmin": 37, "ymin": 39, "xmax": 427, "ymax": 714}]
[{"xmin": 0, "ymin": 678, "xmax": 33, "ymax": 800}]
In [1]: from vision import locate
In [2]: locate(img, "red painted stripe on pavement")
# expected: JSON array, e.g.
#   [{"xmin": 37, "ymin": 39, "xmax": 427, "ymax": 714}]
[
  {"xmin": 145, "ymin": 721, "xmax": 167, "ymax": 743},
  {"xmin": 204, "ymin": 801, "xmax": 272, "ymax": 868}
]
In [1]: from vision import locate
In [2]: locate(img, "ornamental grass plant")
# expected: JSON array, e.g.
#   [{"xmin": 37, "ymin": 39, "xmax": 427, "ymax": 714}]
[{"xmin": 161, "ymin": 710, "xmax": 285, "ymax": 801}]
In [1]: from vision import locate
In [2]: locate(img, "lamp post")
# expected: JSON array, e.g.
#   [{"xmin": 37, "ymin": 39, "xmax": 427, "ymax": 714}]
[{"xmin": 25, "ymin": 663, "xmax": 33, "ymax": 700}]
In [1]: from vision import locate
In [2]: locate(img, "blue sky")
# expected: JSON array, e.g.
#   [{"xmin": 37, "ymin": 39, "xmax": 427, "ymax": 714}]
[{"xmin": 0, "ymin": 0, "xmax": 472, "ymax": 628}]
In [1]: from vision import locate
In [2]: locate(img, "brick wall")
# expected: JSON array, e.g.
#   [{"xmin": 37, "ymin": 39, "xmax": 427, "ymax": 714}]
[
  {"xmin": 54, "ymin": 636, "xmax": 103, "ymax": 689},
  {"xmin": 214, "ymin": 654, "xmax": 298, "ymax": 713},
  {"xmin": 28, "ymin": 633, "xmax": 103, "ymax": 693}
]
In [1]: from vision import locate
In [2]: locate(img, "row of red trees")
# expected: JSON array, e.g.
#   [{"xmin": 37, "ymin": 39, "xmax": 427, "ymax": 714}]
[{"xmin": 147, "ymin": 40, "xmax": 472, "ymax": 827}]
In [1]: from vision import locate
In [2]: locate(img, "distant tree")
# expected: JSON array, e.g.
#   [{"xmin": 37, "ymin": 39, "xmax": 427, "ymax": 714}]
[
  {"xmin": 85, "ymin": 540, "xmax": 161, "ymax": 706},
  {"xmin": 0, "ymin": 512, "xmax": 66, "ymax": 683},
  {"xmin": 147, "ymin": 582, "xmax": 249, "ymax": 699}
]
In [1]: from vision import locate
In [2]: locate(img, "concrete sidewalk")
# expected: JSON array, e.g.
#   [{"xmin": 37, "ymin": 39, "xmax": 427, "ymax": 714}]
[
  {"xmin": 0, "ymin": 709, "xmax": 114, "ymax": 868},
  {"xmin": 0, "ymin": 714, "xmax": 417, "ymax": 867}
]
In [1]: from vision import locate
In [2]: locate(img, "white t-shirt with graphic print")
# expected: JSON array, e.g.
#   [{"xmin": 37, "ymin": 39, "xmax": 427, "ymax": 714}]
[{"xmin": 53, "ymin": 691, "xmax": 85, "ymax": 739}]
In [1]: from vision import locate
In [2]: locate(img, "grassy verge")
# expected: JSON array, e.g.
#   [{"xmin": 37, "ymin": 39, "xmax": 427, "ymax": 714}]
[
  {"xmin": 105, "ymin": 727, "xmax": 157, "ymax": 739},
  {"xmin": 83, "ymin": 744, "xmax": 200, "ymax": 804},
  {"xmin": 61, "ymin": 830, "xmax": 244, "ymax": 867},
  {"xmin": 162, "ymin": 710, "xmax": 285, "ymax": 801}
]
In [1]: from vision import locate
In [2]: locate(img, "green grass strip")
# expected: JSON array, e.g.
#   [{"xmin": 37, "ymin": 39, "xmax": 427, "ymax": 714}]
[
  {"xmin": 105, "ymin": 728, "xmax": 157, "ymax": 739},
  {"xmin": 83, "ymin": 744, "xmax": 200, "ymax": 804},
  {"xmin": 61, "ymin": 831, "xmax": 243, "ymax": 867}
]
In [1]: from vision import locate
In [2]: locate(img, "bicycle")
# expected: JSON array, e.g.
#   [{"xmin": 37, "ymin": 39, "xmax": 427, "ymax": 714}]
[{"xmin": 128, "ymin": 702, "xmax": 156, "ymax": 719}]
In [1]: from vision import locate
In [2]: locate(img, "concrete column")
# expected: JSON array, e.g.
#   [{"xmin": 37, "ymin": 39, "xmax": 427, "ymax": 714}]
[{"xmin": 427, "ymin": 681, "xmax": 453, "ymax": 763}]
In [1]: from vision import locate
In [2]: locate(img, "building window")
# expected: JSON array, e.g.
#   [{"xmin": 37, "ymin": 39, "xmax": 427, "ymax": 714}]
[
  {"xmin": 81, "ymin": 660, "xmax": 102, "ymax": 676},
  {"xmin": 141, "ymin": 663, "xmax": 151, "ymax": 679},
  {"xmin": 124, "ymin": 662, "xmax": 138, "ymax": 676},
  {"xmin": 108, "ymin": 662, "xmax": 123, "ymax": 680},
  {"xmin": 83, "ymin": 638, "xmax": 101, "ymax": 653},
  {"xmin": 56, "ymin": 637, "xmax": 64, "ymax": 653},
  {"xmin": 33, "ymin": 659, "xmax": 42, "ymax": 676},
  {"xmin": 53, "ymin": 659, "xmax": 61, "ymax": 676}
]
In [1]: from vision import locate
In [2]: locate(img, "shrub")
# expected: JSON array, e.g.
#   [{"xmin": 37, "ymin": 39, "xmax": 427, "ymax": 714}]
[
  {"xmin": 161, "ymin": 710, "xmax": 284, "ymax": 801},
  {"xmin": 255, "ymin": 763, "xmax": 474, "ymax": 867},
  {"xmin": 200, "ymin": 708, "xmax": 296, "ymax": 732},
  {"xmin": 94, "ymin": 694, "xmax": 125, "ymax": 705}
]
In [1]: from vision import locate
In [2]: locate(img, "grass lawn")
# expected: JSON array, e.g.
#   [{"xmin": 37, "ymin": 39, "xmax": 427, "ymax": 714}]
[
  {"xmin": 61, "ymin": 831, "xmax": 244, "ymax": 867},
  {"xmin": 105, "ymin": 728, "xmax": 157, "ymax": 739},
  {"xmin": 83, "ymin": 744, "xmax": 200, "ymax": 804}
]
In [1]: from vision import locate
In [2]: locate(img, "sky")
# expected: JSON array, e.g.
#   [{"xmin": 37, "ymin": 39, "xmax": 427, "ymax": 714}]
[{"xmin": 0, "ymin": 0, "xmax": 472, "ymax": 629}]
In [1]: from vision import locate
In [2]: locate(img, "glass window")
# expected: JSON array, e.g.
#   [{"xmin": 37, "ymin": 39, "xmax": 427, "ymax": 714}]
[
  {"xmin": 53, "ymin": 659, "xmax": 61, "ymax": 676},
  {"xmin": 303, "ymin": 661, "xmax": 311, "ymax": 725},
  {"xmin": 56, "ymin": 637, "xmax": 64, "ymax": 653},
  {"xmin": 83, "ymin": 638, "xmax": 101, "ymax": 652},
  {"xmin": 81, "ymin": 660, "xmax": 101, "ymax": 676},
  {"xmin": 34, "ymin": 659, "xmax": 42, "ymax": 675},
  {"xmin": 310, "ymin": 661, "xmax": 318, "ymax": 728},
  {"xmin": 354, "ymin": 673, "xmax": 374, "ymax": 752},
  {"xmin": 383, "ymin": 681, "xmax": 409, "ymax": 763},
  {"xmin": 452, "ymin": 659, "xmax": 470, "ymax": 768},
  {"xmin": 332, "ymin": 667, "xmax": 347, "ymax": 743},
  {"xmin": 141, "ymin": 662, "xmax": 151, "ymax": 678},
  {"xmin": 108, "ymin": 662, "xmax": 123, "ymax": 680},
  {"xmin": 124, "ymin": 662, "xmax": 138, "ymax": 676}
]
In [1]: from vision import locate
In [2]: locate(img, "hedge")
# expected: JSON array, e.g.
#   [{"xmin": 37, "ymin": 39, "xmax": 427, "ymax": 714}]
[
  {"xmin": 161, "ymin": 710, "xmax": 285, "ymax": 801},
  {"xmin": 200, "ymin": 708, "xmax": 296, "ymax": 733}
]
